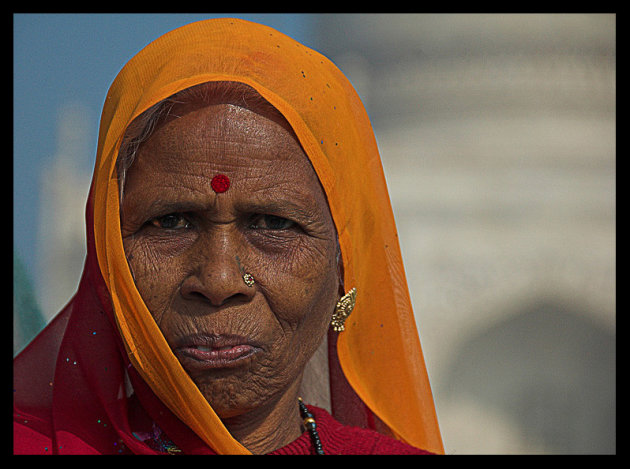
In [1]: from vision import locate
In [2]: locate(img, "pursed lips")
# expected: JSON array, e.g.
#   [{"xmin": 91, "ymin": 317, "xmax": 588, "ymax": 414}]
[{"xmin": 173, "ymin": 333, "xmax": 262, "ymax": 371}]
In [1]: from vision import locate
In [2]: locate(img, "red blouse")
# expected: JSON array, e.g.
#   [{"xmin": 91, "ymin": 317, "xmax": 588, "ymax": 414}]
[{"xmin": 270, "ymin": 406, "xmax": 433, "ymax": 455}]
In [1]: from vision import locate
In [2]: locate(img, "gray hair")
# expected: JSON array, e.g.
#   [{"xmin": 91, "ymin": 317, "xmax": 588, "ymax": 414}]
[{"xmin": 117, "ymin": 98, "xmax": 178, "ymax": 202}]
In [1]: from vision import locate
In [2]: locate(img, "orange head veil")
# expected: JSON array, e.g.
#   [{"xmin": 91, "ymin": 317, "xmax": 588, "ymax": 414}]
[{"xmin": 19, "ymin": 17, "xmax": 443, "ymax": 454}]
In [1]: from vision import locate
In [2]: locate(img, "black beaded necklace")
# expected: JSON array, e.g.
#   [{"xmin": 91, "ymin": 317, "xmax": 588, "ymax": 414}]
[{"xmin": 298, "ymin": 397, "xmax": 325, "ymax": 455}]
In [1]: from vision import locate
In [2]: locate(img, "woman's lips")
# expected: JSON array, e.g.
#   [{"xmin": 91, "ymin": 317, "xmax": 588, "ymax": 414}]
[{"xmin": 173, "ymin": 334, "xmax": 261, "ymax": 371}]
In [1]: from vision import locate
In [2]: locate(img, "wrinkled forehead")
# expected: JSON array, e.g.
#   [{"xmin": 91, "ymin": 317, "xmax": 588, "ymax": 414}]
[
  {"xmin": 129, "ymin": 99, "xmax": 318, "ymax": 183},
  {"xmin": 118, "ymin": 81, "xmax": 317, "ymax": 197}
]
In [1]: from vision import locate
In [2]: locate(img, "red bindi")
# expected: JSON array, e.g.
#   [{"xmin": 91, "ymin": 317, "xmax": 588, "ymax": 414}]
[{"xmin": 211, "ymin": 174, "xmax": 230, "ymax": 193}]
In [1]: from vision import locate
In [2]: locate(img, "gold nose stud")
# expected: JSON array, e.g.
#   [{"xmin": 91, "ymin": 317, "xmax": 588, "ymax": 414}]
[{"xmin": 243, "ymin": 273, "xmax": 255, "ymax": 287}]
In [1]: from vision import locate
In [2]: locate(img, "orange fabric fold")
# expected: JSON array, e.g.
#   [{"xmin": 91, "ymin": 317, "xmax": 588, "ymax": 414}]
[{"xmin": 92, "ymin": 17, "xmax": 443, "ymax": 454}]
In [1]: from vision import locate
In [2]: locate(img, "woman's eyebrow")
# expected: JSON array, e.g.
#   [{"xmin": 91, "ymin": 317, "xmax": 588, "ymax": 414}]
[
  {"xmin": 136, "ymin": 197, "xmax": 322, "ymax": 221},
  {"xmin": 141, "ymin": 199, "xmax": 210, "ymax": 216},
  {"xmin": 240, "ymin": 199, "xmax": 320, "ymax": 220}
]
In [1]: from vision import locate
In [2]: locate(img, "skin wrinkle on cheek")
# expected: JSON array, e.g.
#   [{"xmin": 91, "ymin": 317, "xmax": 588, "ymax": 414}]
[
  {"xmin": 252, "ymin": 239, "xmax": 332, "ymax": 322},
  {"xmin": 123, "ymin": 236, "xmax": 182, "ymax": 327}
]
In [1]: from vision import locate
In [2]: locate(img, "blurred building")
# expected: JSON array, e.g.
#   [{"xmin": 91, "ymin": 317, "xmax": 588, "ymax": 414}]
[
  {"xmin": 313, "ymin": 13, "xmax": 615, "ymax": 454},
  {"xmin": 36, "ymin": 102, "xmax": 91, "ymax": 322}
]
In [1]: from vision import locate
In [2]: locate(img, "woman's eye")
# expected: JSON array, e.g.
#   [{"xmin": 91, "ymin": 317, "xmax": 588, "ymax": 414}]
[
  {"xmin": 149, "ymin": 213, "xmax": 190, "ymax": 230},
  {"xmin": 250, "ymin": 214, "xmax": 295, "ymax": 230}
]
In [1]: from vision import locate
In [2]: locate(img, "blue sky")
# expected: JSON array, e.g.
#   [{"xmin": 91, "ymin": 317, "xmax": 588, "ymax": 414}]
[{"xmin": 14, "ymin": 13, "xmax": 316, "ymax": 282}]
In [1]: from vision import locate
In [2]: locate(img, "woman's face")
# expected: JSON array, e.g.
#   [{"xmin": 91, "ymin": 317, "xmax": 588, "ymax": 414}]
[{"xmin": 120, "ymin": 98, "xmax": 340, "ymax": 419}]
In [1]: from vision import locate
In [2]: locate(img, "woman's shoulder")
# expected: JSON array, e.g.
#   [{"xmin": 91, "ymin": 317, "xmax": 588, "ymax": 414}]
[{"xmin": 308, "ymin": 406, "xmax": 433, "ymax": 455}]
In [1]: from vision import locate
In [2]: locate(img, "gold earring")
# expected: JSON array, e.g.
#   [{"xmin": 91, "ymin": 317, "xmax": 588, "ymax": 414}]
[
  {"xmin": 331, "ymin": 287, "xmax": 357, "ymax": 332},
  {"xmin": 243, "ymin": 273, "xmax": 255, "ymax": 287}
]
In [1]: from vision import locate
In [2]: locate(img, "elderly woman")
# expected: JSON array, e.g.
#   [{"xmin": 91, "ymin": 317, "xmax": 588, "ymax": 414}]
[{"xmin": 13, "ymin": 18, "xmax": 443, "ymax": 455}]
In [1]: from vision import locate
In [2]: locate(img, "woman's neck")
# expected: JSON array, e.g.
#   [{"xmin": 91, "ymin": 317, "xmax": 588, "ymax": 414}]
[{"xmin": 221, "ymin": 381, "xmax": 303, "ymax": 454}]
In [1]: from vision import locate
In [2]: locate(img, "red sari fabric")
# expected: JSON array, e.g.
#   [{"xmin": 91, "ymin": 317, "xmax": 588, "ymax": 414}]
[{"xmin": 14, "ymin": 18, "xmax": 443, "ymax": 455}]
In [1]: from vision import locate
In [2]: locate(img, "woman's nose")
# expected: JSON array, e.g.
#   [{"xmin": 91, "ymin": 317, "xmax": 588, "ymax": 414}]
[{"xmin": 179, "ymin": 231, "xmax": 254, "ymax": 307}]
